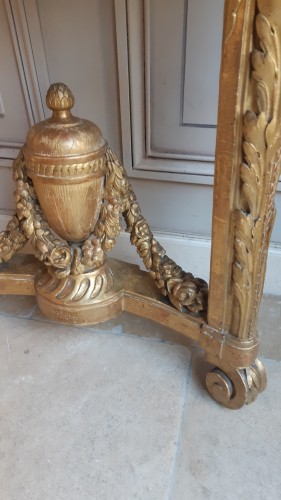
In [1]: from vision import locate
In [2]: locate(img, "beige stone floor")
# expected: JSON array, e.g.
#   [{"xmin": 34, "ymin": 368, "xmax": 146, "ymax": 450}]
[{"xmin": 0, "ymin": 294, "xmax": 280, "ymax": 500}]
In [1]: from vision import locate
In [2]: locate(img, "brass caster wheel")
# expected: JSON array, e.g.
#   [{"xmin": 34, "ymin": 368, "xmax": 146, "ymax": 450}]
[{"xmin": 206, "ymin": 358, "xmax": 267, "ymax": 409}]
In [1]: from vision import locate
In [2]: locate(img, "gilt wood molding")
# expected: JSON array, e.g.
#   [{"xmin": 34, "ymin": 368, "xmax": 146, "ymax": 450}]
[{"xmin": 209, "ymin": 0, "xmax": 281, "ymax": 343}]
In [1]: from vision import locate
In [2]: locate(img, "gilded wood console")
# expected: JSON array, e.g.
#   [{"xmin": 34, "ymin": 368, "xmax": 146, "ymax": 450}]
[{"xmin": 0, "ymin": 0, "xmax": 280, "ymax": 409}]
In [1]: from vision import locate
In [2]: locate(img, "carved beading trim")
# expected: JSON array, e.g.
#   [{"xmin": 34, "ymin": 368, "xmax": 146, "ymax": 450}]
[
  {"xmin": 25, "ymin": 155, "xmax": 106, "ymax": 178},
  {"xmin": 232, "ymin": 0, "xmax": 281, "ymax": 339}
]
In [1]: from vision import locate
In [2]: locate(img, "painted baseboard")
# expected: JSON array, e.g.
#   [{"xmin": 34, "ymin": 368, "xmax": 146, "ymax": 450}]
[
  {"xmin": 111, "ymin": 230, "xmax": 281, "ymax": 295},
  {"xmin": 111, "ymin": 230, "xmax": 211, "ymax": 282},
  {"xmin": 0, "ymin": 213, "xmax": 280, "ymax": 295}
]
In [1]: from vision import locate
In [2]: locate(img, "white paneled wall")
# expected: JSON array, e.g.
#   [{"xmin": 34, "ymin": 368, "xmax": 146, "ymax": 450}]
[
  {"xmin": 37, "ymin": 0, "xmax": 122, "ymax": 156},
  {"xmin": 0, "ymin": 2, "xmax": 30, "ymax": 144}
]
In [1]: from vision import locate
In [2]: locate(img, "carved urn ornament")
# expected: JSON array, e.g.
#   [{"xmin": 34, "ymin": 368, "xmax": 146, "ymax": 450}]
[{"xmin": 1, "ymin": 83, "xmax": 207, "ymax": 324}]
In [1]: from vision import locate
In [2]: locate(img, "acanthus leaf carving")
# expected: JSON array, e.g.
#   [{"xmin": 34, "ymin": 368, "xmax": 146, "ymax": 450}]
[{"xmin": 232, "ymin": 0, "xmax": 281, "ymax": 339}]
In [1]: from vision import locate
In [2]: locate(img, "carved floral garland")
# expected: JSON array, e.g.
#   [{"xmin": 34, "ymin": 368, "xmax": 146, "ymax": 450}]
[
  {"xmin": 104, "ymin": 149, "xmax": 208, "ymax": 314},
  {"xmin": 0, "ymin": 153, "xmax": 28, "ymax": 263}
]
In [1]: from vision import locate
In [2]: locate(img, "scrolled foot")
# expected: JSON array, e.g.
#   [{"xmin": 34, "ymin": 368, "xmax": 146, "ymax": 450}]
[{"xmin": 206, "ymin": 358, "xmax": 267, "ymax": 409}]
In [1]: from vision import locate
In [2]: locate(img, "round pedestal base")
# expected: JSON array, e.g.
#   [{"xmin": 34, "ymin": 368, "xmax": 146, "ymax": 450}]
[{"xmin": 34, "ymin": 264, "xmax": 121, "ymax": 325}]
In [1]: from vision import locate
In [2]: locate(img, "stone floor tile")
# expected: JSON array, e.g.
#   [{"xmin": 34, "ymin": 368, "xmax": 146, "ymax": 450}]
[
  {"xmin": 32, "ymin": 307, "xmax": 197, "ymax": 349},
  {"xmin": 0, "ymin": 315, "xmax": 191, "ymax": 500},
  {"xmin": 0, "ymin": 294, "xmax": 36, "ymax": 318},
  {"xmin": 170, "ymin": 351, "xmax": 281, "ymax": 500},
  {"xmin": 118, "ymin": 312, "xmax": 198, "ymax": 350},
  {"xmin": 10, "ymin": 293, "xmax": 281, "ymax": 361},
  {"xmin": 258, "ymin": 294, "xmax": 281, "ymax": 361},
  {"xmin": 31, "ymin": 304, "xmax": 124, "ymax": 335}
]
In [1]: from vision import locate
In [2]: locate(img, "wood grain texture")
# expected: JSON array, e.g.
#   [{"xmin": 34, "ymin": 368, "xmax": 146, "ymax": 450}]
[{"xmin": 208, "ymin": 0, "xmax": 255, "ymax": 331}]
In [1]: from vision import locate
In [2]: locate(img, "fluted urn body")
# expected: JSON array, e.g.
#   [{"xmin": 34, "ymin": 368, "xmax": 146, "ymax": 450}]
[{"xmin": 23, "ymin": 83, "xmax": 107, "ymax": 243}]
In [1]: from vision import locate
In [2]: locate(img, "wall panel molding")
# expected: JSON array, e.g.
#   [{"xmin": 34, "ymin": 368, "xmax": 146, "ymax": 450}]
[
  {"xmin": 115, "ymin": 0, "xmax": 281, "ymax": 190},
  {"xmin": 2, "ymin": 0, "xmax": 49, "ymax": 161},
  {"xmin": 181, "ymin": 0, "xmax": 223, "ymax": 127},
  {"xmin": 115, "ymin": 0, "xmax": 224, "ymax": 184}
]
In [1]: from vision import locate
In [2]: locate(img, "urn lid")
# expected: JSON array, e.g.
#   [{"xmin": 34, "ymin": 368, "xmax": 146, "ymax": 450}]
[{"xmin": 23, "ymin": 83, "xmax": 107, "ymax": 172}]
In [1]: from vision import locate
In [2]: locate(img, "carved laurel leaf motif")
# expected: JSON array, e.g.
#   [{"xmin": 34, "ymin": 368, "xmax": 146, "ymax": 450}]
[{"xmin": 232, "ymin": 0, "xmax": 281, "ymax": 339}]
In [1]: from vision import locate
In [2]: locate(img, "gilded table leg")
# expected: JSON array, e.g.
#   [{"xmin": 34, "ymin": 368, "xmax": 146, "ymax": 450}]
[{"xmin": 205, "ymin": 0, "xmax": 281, "ymax": 408}]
